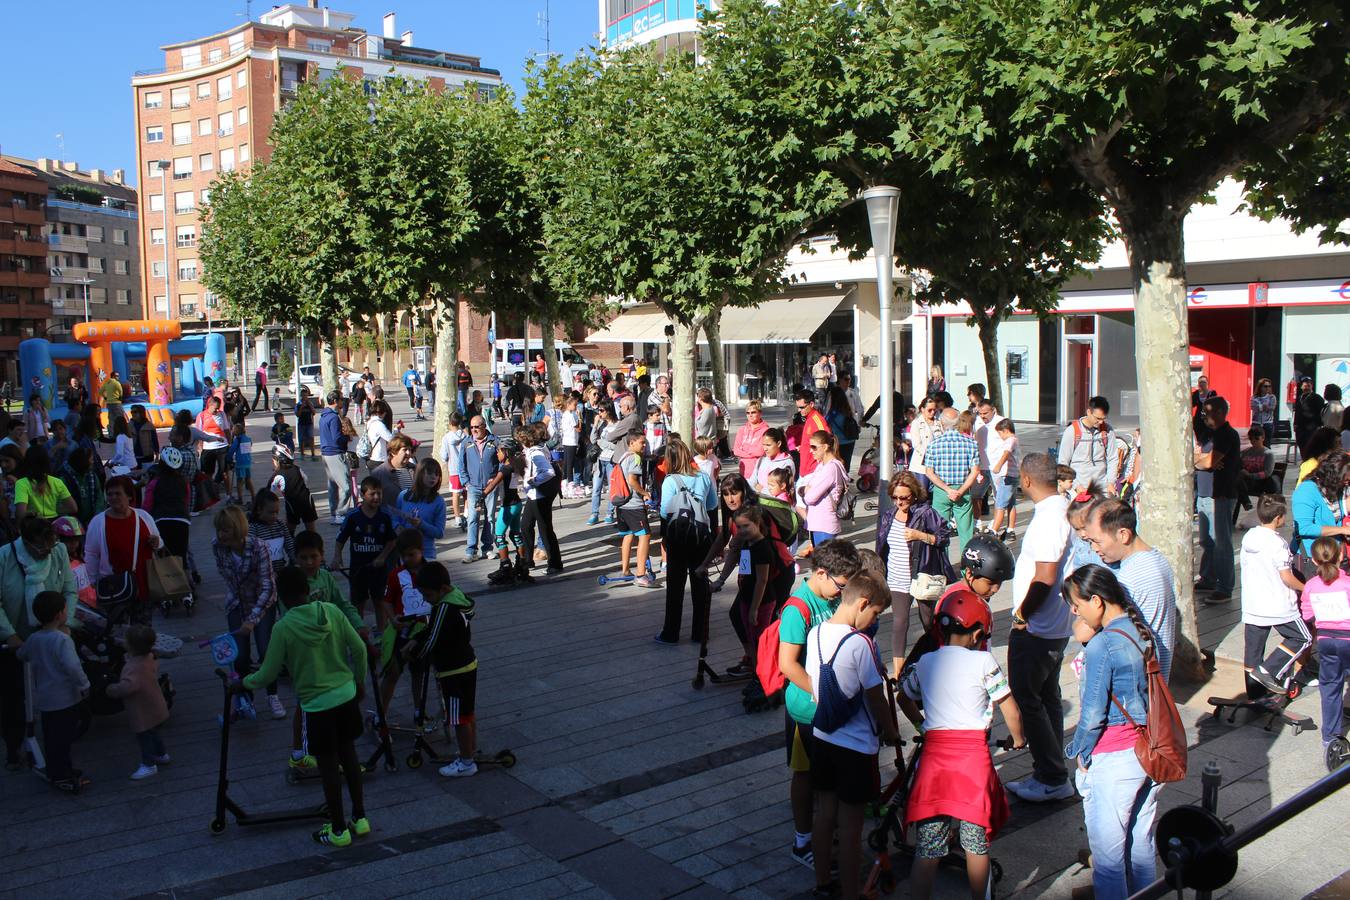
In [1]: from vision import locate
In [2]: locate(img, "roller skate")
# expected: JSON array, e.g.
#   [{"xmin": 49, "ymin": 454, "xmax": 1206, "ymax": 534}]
[
  {"xmin": 487, "ymin": 558, "xmax": 517, "ymax": 586},
  {"xmin": 742, "ymin": 679, "xmax": 780, "ymax": 714}
]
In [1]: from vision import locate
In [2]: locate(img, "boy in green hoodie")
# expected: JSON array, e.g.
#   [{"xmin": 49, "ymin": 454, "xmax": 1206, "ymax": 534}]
[
  {"xmin": 242, "ymin": 566, "xmax": 369, "ymax": 847},
  {"xmin": 407, "ymin": 562, "xmax": 480, "ymax": 777}
]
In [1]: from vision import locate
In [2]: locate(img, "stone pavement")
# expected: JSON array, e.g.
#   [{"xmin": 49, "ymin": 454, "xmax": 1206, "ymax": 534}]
[{"xmin": 1, "ymin": 394, "xmax": 1345, "ymax": 899}]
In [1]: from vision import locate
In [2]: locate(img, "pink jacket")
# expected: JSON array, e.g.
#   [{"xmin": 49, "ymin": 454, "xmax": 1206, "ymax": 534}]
[
  {"xmin": 801, "ymin": 458, "xmax": 847, "ymax": 534},
  {"xmin": 1301, "ymin": 572, "xmax": 1350, "ymax": 633},
  {"xmin": 733, "ymin": 420, "xmax": 769, "ymax": 478},
  {"xmin": 105, "ymin": 652, "xmax": 169, "ymax": 734}
]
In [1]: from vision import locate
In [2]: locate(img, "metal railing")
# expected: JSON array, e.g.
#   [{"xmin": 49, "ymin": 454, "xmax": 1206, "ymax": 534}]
[{"xmin": 135, "ymin": 44, "xmax": 249, "ymax": 77}]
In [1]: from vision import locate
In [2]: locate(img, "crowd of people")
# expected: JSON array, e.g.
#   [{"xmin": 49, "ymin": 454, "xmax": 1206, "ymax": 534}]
[{"xmin": 2, "ymin": 356, "xmax": 1347, "ymax": 894}]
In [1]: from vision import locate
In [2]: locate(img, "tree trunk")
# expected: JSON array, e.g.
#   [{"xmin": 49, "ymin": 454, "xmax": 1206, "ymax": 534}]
[
  {"xmin": 973, "ymin": 309, "xmax": 1005, "ymax": 415},
  {"xmin": 1122, "ymin": 212, "xmax": 1205, "ymax": 683},
  {"xmin": 670, "ymin": 316, "xmax": 700, "ymax": 439},
  {"xmin": 703, "ymin": 304, "xmax": 726, "ymax": 404},
  {"xmin": 541, "ymin": 318, "xmax": 561, "ymax": 396},
  {"xmin": 431, "ymin": 291, "xmax": 459, "ymax": 450},
  {"xmin": 319, "ymin": 322, "xmax": 339, "ymax": 395}
]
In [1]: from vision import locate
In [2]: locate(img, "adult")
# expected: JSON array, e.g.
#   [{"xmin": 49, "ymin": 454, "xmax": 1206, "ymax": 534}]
[
  {"xmin": 506, "ymin": 373, "xmax": 532, "ymax": 427},
  {"xmin": 1057, "ymin": 396, "xmax": 1118, "ymax": 493},
  {"xmin": 395, "ymin": 457, "xmax": 447, "ymax": 562},
  {"xmin": 25, "ymin": 394, "xmax": 50, "ymax": 444},
  {"xmin": 457, "ymin": 416, "xmax": 499, "ymax": 563},
  {"xmin": 811, "ymin": 353, "xmax": 832, "ymax": 392},
  {"xmin": 59, "ymin": 447, "xmax": 105, "ymax": 526},
  {"xmin": 84, "ymin": 474, "xmax": 163, "ymax": 602},
  {"xmin": 926, "ymin": 365, "xmax": 946, "ymax": 397},
  {"xmin": 0, "ymin": 516, "xmax": 78, "ymax": 769},
  {"xmin": 1084, "ymin": 499, "xmax": 1178, "ymax": 680},
  {"xmin": 371, "ymin": 434, "xmax": 415, "ymax": 518},
  {"xmin": 253, "ymin": 361, "xmax": 270, "ymax": 411},
  {"xmin": 1293, "ymin": 378, "xmax": 1324, "ymax": 455},
  {"xmin": 973, "ymin": 399, "xmax": 1006, "ymax": 520},
  {"xmin": 14, "ymin": 445, "xmax": 76, "ymax": 522},
  {"xmin": 742, "ymin": 357, "xmax": 763, "ymax": 402},
  {"xmin": 350, "ymin": 377, "xmax": 368, "ymax": 425},
  {"xmin": 532, "ymin": 352, "xmax": 547, "ymax": 389},
  {"xmin": 656, "ymin": 438, "xmax": 717, "ymax": 644},
  {"xmin": 589, "ymin": 395, "xmax": 639, "ymax": 525},
  {"xmin": 212, "ymin": 504, "xmax": 281, "ymax": 717},
  {"xmin": 798, "ymin": 431, "xmax": 848, "ymax": 548},
  {"xmin": 1291, "ymin": 451, "xmax": 1350, "ymax": 561},
  {"xmin": 1004, "ymin": 452, "xmax": 1075, "ymax": 803},
  {"xmin": 225, "ymin": 387, "xmax": 250, "ymax": 427},
  {"xmin": 825, "ymin": 385, "xmax": 860, "ymax": 471},
  {"xmin": 1193, "ymin": 396, "xmax": 1241, "ymax": 602},
  {"xmin": 0, "ymin": 417, "xmax": 28, "ymax": 454},
  {"xmin": 1190, "ymin": 375, "xmax": 1215, "ymax": 433},
  {"xmin": 876, "ymin": 471, "xmax": 955, "ymax": 674},
  {"xmin": 794, "ymin": 390, "xmax": 830, "ymax": 479},
  {"xmin": 100, "ymin": 370, "xmax": 126, "ymax": 425},
  {"xmin": 61, "ymin": 376, "xmax": 88, "ymax": 428},
  {"xmin": 1296, "ymin": 426, "xmax": 1340, "ymax": 485},
  {"xmin": 751, "ymin": 427, "xmax": 794, "ymax": 494},
  {"xmin": 1250, "ymin": 377, "xmax": 1276, "ymax": 445},
  {"xmin": 402, "ymin": 364, "xmax": 419, "ymax": 409},
  {"xmin": 633, "ymin": 374, "xmax": 654, "ymax": 418},
  {"xmin": 194, "ymin": 395, "xmax": 230, "ymax": 485},
  {"xmin": 827, "ymin": 352, "xmax": 840, "ymax": 385},
  {"xmin": 364, "ymin": 399, "xmax": 395, "ymax": 471},
  {"xmin": 906, "ymin": 397, "xmax": 942, "ymax": 489},
  {"xmin": 859, "ymin": 388, "xmax": 905, "ymax": 432},
  {"xmin": 455, "ymin": 361, "xmax": 472, "ymax": 414},
  {"xmin": 694, "ymin": 388, "xmax": 718, "ymax": 442},
  {"xmin": 923, "ymin": 408, "xmax": 980, "ymax": 551},
  {"xmin": 1064, "ymin": 564, "xmax": 1165, "ymax": 899},
  {"xmin": 319, "ymin": 390, "xmax": 352, "ymax": 524},
  {"xmin": 732, "ymin": 401, "xmax": 769, "ymax": 479}
]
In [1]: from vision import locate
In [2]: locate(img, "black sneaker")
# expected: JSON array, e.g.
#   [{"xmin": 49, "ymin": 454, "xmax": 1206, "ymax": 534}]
[
  {"xmin": 1249, "ymin": 667, "xmax": 1287, "ymax": 696},
  {"xmin": 791, "ymin": 842, "xmax": 814, "ymax": 869},
  {"xmin": 725, "ymin": 663, "xmax": 753, "ymax": 679}
]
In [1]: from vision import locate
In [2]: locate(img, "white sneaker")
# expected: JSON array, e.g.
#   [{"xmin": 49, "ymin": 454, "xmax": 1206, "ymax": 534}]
[
  {"xmin": 1006, "ymin": 777, "xmax": 1075, "ymax": 802},
  {"xmin": 152, "ymin": 754, "xmax": 172, "ymax": 765},
  {"xmin": 131, "ymin": 764, "xmax": 158, "ymax": 780},
  {"xmin": 329, "ymin": 516, "xmax": 343, "ymax": 526},
  {"xmin": 269, "ymin": 695, "xmax": 287, "ymax": 719},
  {"xmin": 438, "ymin": 757, "xmax": 478, "ymax": 778}
]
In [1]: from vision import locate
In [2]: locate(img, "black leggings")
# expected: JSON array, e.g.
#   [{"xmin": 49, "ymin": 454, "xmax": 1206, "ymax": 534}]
[
  {"xmin": 201, "ymin": 448, "xmax": 227, "ymax": 483},
  {"xmin": 0, "ymin": 649, "xmax": 23, "ymax": 760},
  {"xmin": 561, "ymin": 446, "xmax": 578, "ymax": 483},
  {"xmin": 661, "ymin": 532, "xmax": 712, "ymax": 642},
  {"xmin": 520, "ymin": 482, "xmax": 562, "ymax": 569},
  {"xmin": 157, "ymin": 519, "xmax": 190, "ymax": 563}
]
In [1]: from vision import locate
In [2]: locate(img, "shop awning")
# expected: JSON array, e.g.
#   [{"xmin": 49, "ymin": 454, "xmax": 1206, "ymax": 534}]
[{"xmin": 586, "ymin": 294, "xmax": 844, "ymax": 345}]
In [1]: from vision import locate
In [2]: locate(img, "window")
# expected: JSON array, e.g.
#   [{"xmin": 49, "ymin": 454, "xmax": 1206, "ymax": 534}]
[
  {"xmin": 217, "ymin": 111, "xmax": 234, "ymax": 136},
  {"xmin": 199, "ymin": 152, "xmax": 214, "ymax": 172},
  {"xmin": 197, "ymin": 81, "xmax": 210, "ymax": 99},
  {"xmin": 200, "ymin": 188, "xmax": 212, "ymax": 206},
  {"xmin": 171, "ymin": 122, "xmax": 191, "ymax": 145},
  {"xmin": 239, "ymin": 144, "xmax": 250, "ymax": 163},
  {"xmin": 144, "ymin": 91, "xmax": 162, "ymax": 109},
  {"xmin": 174, "ymin": 191, "xmax": 195, "ymax": 213},
  {"xmin": 145, "ymin": 125, "xmax": 164, "ymax": 144},
  {"xmin": 151, "ymin": 261, "xmax": 166, "ymax": 277},
  {"xmin": 170, "ymin": 87, "xmax": 190, "ymax": 109},
  {"xmin": 176, "ymin": 225, "xmax": 197, "ymax": 248},
  {"xmin": 238, "ymin": 105, "xmax": 248, "ymax": 125},
  {"xmin": 113, "ymin": 228, "xmax": 127, "ymax": 245},
  {"xmin": 181, "ymin": 47, "xmax": 201, "ymax": 68},
  {"xmin": 208, "ymin": 48, "xmax": 223, "ymax": 63},
  {"xmin": 150, "ymin": 228, "xmax": 165, "ymax": 246},
  {"xmin": 114, "ymin": 259, "xmax": 128, "ymax": 275},
  {"xmin": 90, "ymin": 287, "xmax": 107, "ymax": 304},
  {"xmin": 87, "ymin": 225, "xmax": 103, "ymax": 243},
  {"xmin": 237, "ymin": 69, "xmax": 247, "ymax": 87},
  {"xmin": 89, "ymin": 257, "xmax": 104, "ymax": 274},
  {"xmin": 177, "ymin": 260, "xmax": 198, "ymax": 281},
  {"xmin": 154, "ymin": 295, "xmax": 168, "ymax": 313},
  {"xmin": 146, "ymin": 160, "xmax": 160, "ymax": 178},
  {"xmin": 115, "ymin": 289, "xmax": 130, "ymax": 305},
  {"xmin": 229, "ymin": 34, "xmax": 245, "ymax": 55},
  {"xmin": 217, "ymin": 76, "xmax": 232, "ymax": 101},
  {"xmin": 180, "ymin": 293, "xmax": 198, "ymax": 315},
  {"xmin": 198, "ymin": 117, "xmax": 211, "ymax": 137},
  {"xmin": 219, "ymin": 148, "xmax": 235, "ymax": 172},
  {"xmin": 307, "ymin": 39, "xmax": 332, "ymax": 52},
  {"xmin": 148, "ymin": 194, "xmax": 164, "ymax": 213},
  {"xmin": 172, "ymin": 157, "xmax": 193, "ymax": 180}
]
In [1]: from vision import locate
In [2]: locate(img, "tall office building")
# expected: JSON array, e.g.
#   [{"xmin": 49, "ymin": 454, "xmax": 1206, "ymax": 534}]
[
  {"xmin": 130, "ymin": 2, "xmax": 501, "ymax": 330},
  {"xmin": 601, "ymin": 0, "xmax": 710, "ymax": 53}
]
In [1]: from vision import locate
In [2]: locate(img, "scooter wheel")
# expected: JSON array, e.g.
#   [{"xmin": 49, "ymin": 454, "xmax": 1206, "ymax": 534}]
[
  {"xmin": 406, "ymin": 753, "xmax": 423, "ymax": 769},
  {"xmin": 1287, "ymin": 682, "xmax": 1302, "ymax": 701},
  {"xmin": 209, "ymin": 817, "xmax": 226, "ymax": 835},
  {"xmin": 991, "ymin": 859, "xmax": 1004, "ymax": 882},
  {"xmin": 498, "ymin": 752, "xmax": 517, "ymax": 768}
]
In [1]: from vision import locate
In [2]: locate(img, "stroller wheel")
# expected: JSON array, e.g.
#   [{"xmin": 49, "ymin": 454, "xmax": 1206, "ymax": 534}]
[{"xmin": 160, "ymin": 598, "xmax": 174, "ymax": 614}]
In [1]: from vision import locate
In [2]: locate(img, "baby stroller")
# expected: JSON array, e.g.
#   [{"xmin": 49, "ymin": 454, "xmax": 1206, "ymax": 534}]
[{"xmin": 72, "ymin": 574, "xmax": 176, "ymax": 716}]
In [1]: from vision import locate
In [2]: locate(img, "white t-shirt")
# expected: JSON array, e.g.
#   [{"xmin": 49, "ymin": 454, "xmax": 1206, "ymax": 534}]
[
  {"xmin": 439, "ymin": 430, "xmax": 465, "ymax": 477},
  {"xmin": 805, "ymin": 622, "xmax": 886, "ymax": 754},
  {"xmin": 561, "ymin": 410, "xmax": 580, "ymax": 447},
  {"xmin": 1240, "ymin": 525, "xmax": 1299, "ymax": 626},
  {"xmin": 366, "ymin": 418, "xmax": 393, "ymax": 463},
  {"xmin": 1012, "ymin": 494, "xmax": 1073, "ymax": 639},
  {"xmin": 973, "ymin": 415, "xmax": 1004, "ymax": 469},
  {"xmin": 900, "ymin": 645, "xmax": 1010, "ymax": 731},
  {"xmin": 991, "ymin": 434, "xmax": 1019, "ymax": 479}
]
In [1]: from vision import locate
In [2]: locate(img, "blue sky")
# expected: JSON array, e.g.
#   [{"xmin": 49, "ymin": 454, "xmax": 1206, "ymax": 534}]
[{"xmin": 0, "ymin": 1, "xmax": 596, "ymax": 187}]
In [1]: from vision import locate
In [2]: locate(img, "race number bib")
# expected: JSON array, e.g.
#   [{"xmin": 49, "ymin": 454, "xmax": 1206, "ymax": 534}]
[{"xmin": 1310, "ymin": 590, "xmax": 1350, "ymax": 624}]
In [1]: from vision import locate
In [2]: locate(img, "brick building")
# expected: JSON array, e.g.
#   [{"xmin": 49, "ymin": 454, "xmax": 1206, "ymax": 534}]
[{"xmin": 0, "ymin": 158, "xmax": 52, "ymax": 387}]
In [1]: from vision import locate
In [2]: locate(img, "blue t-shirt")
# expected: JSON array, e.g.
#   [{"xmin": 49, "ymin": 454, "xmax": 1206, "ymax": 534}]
[
  {"xmin": 337, "ymin": 507, "xmax": 397, "ymax": 572},
  {"xmin": 230, "ymin": 434, "xmax": 253, "ymax": 468},
  {"xmin": 403, "ymin": 370, "xmax": 417, "ymax": 389}
]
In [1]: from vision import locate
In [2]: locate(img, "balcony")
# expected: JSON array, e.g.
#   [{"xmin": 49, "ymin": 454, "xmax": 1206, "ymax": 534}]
[
  {"xmin": 48, "ymin": 233, "xmax": 89, "ymax": 253},
  {"xmin": 0, "ymin": 270, "xmax": 50, "ymax": 288},
  {"xmin": 0, "ymin": 236, "xmax": 48, "ymax": 256},
  {"xmin": 3, "ymin": 205, "xmax": 45, "ymax": 226}
]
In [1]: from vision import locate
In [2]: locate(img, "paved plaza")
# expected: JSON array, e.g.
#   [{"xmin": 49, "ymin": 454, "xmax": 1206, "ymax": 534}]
[{"xmin": 2, "ymin": 394, "xmax": 1346, "ymax": 900}]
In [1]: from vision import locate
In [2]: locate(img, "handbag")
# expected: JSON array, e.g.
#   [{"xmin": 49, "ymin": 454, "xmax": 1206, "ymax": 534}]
[
  {"xmin": 340, "ymin": 450, "xmax": 361, "ymax": 469},
  {"xmin": 910, "ymin": 572, "xmax": 948, "ymax": 603},
  {"xmin": 146, "ymin": 549, "xmax": 191, "ymax": 604},
  {"xmin": 1106, "ymin": 628, "xmax": 1188, "ymax": 784}
]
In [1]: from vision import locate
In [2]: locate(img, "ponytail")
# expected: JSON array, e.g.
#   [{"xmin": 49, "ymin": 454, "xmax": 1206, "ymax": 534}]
[
  {"xmin": 1065, "ymin": 563, "xmax": 1154, "ymax": 654},
  {"xmin": 1310, "ymin": 536, "xmax": 1343, "ymax": 586}
]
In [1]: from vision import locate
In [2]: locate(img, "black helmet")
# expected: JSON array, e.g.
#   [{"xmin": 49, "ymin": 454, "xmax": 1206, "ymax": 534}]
[
  {"xmin": 960, "ymin": 534, "xmax": 1014, "ymax": 583},
  {"xmin": 499, "ymin": 438, "xmax": 521, "ymax": 456}
]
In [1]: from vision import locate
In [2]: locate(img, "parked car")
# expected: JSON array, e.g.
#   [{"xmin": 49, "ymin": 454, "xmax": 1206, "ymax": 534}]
[
  {"xmin": 287, "ymin": 364, "xmax": 363, "ymax": 397},
  {"xmin": 493, "ymin": 341, "xmax": 592, "ymax": 381}
]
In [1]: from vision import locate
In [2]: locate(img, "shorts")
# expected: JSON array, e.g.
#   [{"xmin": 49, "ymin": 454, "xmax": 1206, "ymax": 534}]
[
  {"xmin": 916, "ymin": 817, "xmax": 989, "ymax": 859},
  {"xmin": 809, "ymin": 738, "xmax": 880, "ymax": 805},
  {"xmin": 616, "ymin": 505, "xmax": 649, "ymax": 537},
  {"xmin": 234, "ymin": 462, "xmax": 252, "ymax": 481},
  {"xmin": 437, "ymin": 667, "xmax": 477, "ymax": 724},
  {"xmin": 970, "ymin": 470, "xmax": 992, "ymax": 501},
  {"xmin": 784, "ymin": 712, "xmax": 815, "ymax": 773},
  {"xmin": 994, "ymin": 475, "xmax": 1018, "ymax": 510},
  {"xmin": 448, "ymin": 474, "xmax": 464, "ymax": 492},
  {"xmin": 305, "ymin": 696, "xmax": 363, "ymax": 756},
  {"xmin": 348, "ymin": 564, "xmax": 386, "ymax": 611}
]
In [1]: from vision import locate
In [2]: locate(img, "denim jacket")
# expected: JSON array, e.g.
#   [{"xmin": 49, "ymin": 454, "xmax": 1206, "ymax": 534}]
[{"xmin": 1065, "ymin": 626, "xmax": 1149, "ymax": 766}]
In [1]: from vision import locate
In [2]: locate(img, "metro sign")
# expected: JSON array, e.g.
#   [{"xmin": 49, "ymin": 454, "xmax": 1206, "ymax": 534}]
[
  {"xmin": 1336, "ymin": 280, "xmax": 1350, "ymax": 302},
  {"xmin": 1187, "ymin": 287, "xmax": 1208, "ymax": 305}
]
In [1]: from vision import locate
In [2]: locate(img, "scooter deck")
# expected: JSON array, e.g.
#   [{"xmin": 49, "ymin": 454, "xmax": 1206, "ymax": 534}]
[{"xmin": 1208, "ymin": 694, "xmax": 1316, "ymax": 735}]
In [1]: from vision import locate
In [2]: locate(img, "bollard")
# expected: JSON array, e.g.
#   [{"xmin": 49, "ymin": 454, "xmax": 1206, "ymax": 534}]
[{"xmin": 1197, "ymin": 761, "xmax": 1222, "ymax": 900}]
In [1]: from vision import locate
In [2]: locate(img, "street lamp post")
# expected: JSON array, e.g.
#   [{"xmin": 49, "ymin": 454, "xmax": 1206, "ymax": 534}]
[
  {"xmin": 862, "ymin": 186, "xmax": 900, "ymax": 510},
  {"xmin": 75, "ymin": 277, "xmax": 94, "ymax": 323}
]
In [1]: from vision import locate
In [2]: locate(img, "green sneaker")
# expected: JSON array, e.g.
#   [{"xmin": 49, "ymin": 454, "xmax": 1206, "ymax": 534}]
[
  {"xmin": 312, "ymin": 823, "xmax": 351, "ymax": 847},
  {"xmin": 349, "ymin": 816, "xmax": 371, "ymax": 837},
  {"xmin": 288, "ymin": 754, "xmax": 317, "ymax": 770}
]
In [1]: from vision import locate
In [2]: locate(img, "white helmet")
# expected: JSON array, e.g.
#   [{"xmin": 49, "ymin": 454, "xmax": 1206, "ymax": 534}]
[{"xmin": 159, "ymin": 446, "xmax": 184, "ymax": 470}]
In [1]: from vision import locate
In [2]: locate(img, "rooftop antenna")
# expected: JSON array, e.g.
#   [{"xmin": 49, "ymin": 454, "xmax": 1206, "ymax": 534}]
[
  {"xmin": 536, "ymin": 0, "xmax": 552, "ymax": 57},
  {"xmin": 237, "ymin": 0, "xmax": 252, "ymax": 22},
  {"xmin": 55, "ymin": 132, "xmax": 65, "ymax": 158}
]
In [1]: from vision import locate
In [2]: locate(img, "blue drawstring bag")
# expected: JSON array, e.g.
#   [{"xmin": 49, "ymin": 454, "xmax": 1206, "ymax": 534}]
[{"xmin": 812, "ymin": 629, "xmax": 874, "ymax": 733}]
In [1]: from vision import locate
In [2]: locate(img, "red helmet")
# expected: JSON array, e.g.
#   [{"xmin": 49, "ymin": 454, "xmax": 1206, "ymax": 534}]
[{"xmin": 935, "ymin": 588, "xmax": 993, "ymax": 640}]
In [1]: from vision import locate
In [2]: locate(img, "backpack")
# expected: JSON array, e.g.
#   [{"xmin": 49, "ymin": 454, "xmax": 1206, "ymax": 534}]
[
  {"xmin": 1106, "ymin": 628, "xmax": 1188, "ymax": 784},
  {"xmin": 609, "ymin": 453, "xmax": 634, "ymax": 503},
  {"xmin": 1070, "ymin": 417, "xmax": 1111, "ymax": 460},
  {"xmin": 665, "ymin": 474, "xmax": 711, "ymax": 544},
  {"xmin": 355, "ymin": 434, "xmax": 373, "ymax": 459},
  {"xmin": 811, "ymin": 628, "xmax": 876, "ymax": 734},
  {"xmin": 759, "ymin": 495, "xmax": 804, "ymax": 546},
  {"xmin": 756, "ymin": 595, "xmax": 812, "ymax": 695}
]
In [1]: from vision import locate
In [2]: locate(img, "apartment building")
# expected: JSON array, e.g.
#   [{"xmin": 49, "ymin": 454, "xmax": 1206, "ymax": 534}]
[
  {"xmin": 0, "ymin": 158, "xmax": 52, "ymax": 385},
  {"xmin": 130, "ymin": 2, "xmax": 502, "ymax": 333}
]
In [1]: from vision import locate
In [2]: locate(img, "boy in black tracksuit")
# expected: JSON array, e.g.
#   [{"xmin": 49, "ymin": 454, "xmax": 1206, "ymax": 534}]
[{"xmin": 409, "ymin": 563, "xmax": 480, "ymax": 778}]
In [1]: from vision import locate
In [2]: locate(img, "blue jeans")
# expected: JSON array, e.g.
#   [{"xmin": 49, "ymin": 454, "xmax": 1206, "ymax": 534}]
[
  {"xmin": 1317, "ymin": 635, "xmax": 1350, "ymax": 745},
  {"xmin": 1077, "ymin": 748, "xmax": 1161, "ymax": 900},
  {"xmin": 457, "ymin": 388, "xmax": 468, "ymax": 414},
  {"xmin": 810, "ymin": 530, "xmax": 837, "ymax": 547},
  {"xmin": 591, "ymin": 459, "xmax": 614, "ymax": 519},
  {"xmin": 465, "ymin": 484, "xmax": 499, "ymax": 558},
  {"xmin": 1196, "ymin": 495, "xmax": 1236, "ymax": 594}
]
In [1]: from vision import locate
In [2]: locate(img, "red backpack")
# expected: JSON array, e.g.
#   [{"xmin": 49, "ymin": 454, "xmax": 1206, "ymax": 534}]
[
  {"xmin": 609, "ymin": 453, "xmax": 633, "ymax": 503},
  {"xmin": 756, "ymin": 595, "xmax": 812, "ymax": 695}
]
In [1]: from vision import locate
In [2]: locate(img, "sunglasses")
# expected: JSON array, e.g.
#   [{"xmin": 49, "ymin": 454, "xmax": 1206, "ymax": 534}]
[{"xmin": 894, "ymin": 493, "xmax": 914, "ymax": 502}]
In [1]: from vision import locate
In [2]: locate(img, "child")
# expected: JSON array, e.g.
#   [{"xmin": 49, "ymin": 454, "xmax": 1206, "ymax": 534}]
[
  {"xmin": 692, "ymin": 435, "xmax": 720, "ymax": 485},
  {"xmin": 409, "ymin": 562, "xmax": 481, "ymax": 777},
  {"xmin": 229, "ymin": 422, "xmax": 255, "ymax": 504},
  {"xmin": 1239, "ymin": 426, "xmax": 1277, "ymax": 497},
  {"xmin": 1240, "ymin": 494, "xmax": 1311, "ymax": 695},
  {"xmin": 18, "ymin": 591, "xmax": 90, "ymax": 792},
  {"xmin": 900, "ymin": 588, "xmax": 1025, "ymax": 900},
  {"xmin": 104, "ymin": 624, "xmax": 171, "ymax": 780},
  {"xmin": 1299, "ymin": 537, "xmax": 1350, "ymax": 753},
  {"xmin": 726, "ymin": 505, "xmax": 789, "ymax": 677},
  {"xmin": 378, "ymin": 529, "xmax": 432, "ymax": 718},
  {"xmin": 332, "ymin": 476, "xmax": 398, "ymax": 620},
  {"xmin": 243, "ymin": 566, "xmax": 370, "ymax": 848},
  {"xmin": 214, "ymin": 504, "xmax": 281, "ymax": 719},
  {"xmin": 271, "ymin": 412, "xmax": 296, "ymax": 455},
  {"xmin": 903, "ymin": 534, "xmax": 1015, "ymax": 678},
  {"xmin": 989, "ymin": 418, "xmax": 1019, "ymax": 540},
  {"xmin": 295, "ymin": 391, "xmax": 316, "ymax": 459},
  {"xmin": 778, "ymin": 539, "xmax": 862, "ymax": 869},
  {"xmin": 487, "ymin": 439, "xmax": 527, "ymax": 586},
  {"xmin": 1067, "ymin": 489, "xmax": 1106, "ymax": 572},
  {"xmin": 1056, "ymin": 464, "xmax": 1078, "ymax": 499},
  {"xmin": 613, "ymin": 431, "xmax": 657, "ymax": 589},
  {"xmin": 560, "ymin": 395, "xmax": 582, "ymax": 497},
  {"xmin": 129, "ymin": 405, "xmax": 159, "ymax": 467},
  {"xmin": 249, "ymin": 488, "xmax": 294, "ymax": 573},
  {"xmin": 643, "ymin": 404, "xmax": 667, "ymax": 480},
  {"xmin": 765, "ymin": 468, "xmax": 794, "ymax": 503},
  {"xmin": 490, "ymin": 375, "xmax": 504, "ymax": 421},
  {"xmin": 53, "ymin": 515, "xmax": 96, "ymax": 607},
  {"xmin": 806, "ymin": 573, "xmax": 899, "ymax": 900},
  {"xmin": 439, "ymin": 413, "xmax": 467, "ymax": 530}
]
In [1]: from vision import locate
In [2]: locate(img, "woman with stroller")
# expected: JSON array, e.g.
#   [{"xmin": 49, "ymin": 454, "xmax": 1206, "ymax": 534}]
[
  {"xmin": 84, "ymin": 475, "xmax": 162, "ymax": 602},
  {"xmin": 142, "ymin": 447, "xmax": 192, "ymax": 582}
]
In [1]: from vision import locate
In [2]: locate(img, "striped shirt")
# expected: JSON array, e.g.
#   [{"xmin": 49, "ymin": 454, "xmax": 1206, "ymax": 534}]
[
  {"xmin": 886, "ymin": 514, "xmax": 912, "ymax": 593},
  {"xmin": 1117, "ymin": 549, "xmax": 1177, "ymax": 682}
]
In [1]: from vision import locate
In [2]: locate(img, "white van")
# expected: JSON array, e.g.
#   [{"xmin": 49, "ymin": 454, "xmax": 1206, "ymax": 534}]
[{"xmin": 493, "ymin": 341, "xmax": 592, "ymax": 381}]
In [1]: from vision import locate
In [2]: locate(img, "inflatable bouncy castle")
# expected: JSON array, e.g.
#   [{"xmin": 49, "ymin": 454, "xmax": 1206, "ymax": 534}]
[{"xmin": 20, "ymin": 320, "xmax": 227, "ymax": 427}]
